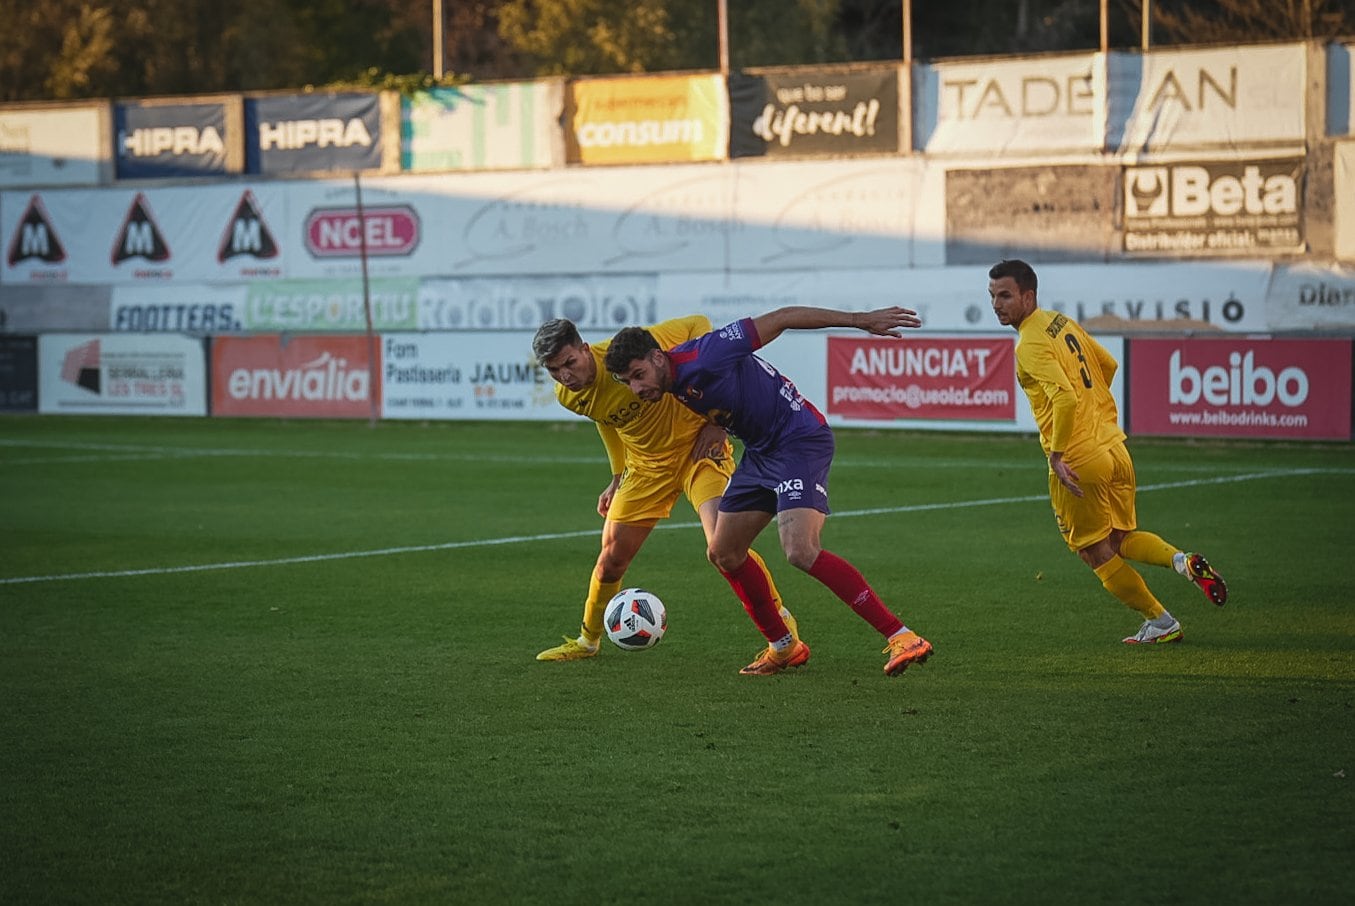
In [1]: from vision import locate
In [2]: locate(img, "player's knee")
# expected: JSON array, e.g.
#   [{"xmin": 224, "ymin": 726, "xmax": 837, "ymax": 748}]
[
  {"xmin": 707, "ymin": 545, "xmax": 742, "ymax": 573},
  {"xmin": 783, "ymin": 542, "xmax": 820, "ymax": 572},
  {"xmin": 595, "ymin": 550, "xmax": 631, "ymax": 582}
]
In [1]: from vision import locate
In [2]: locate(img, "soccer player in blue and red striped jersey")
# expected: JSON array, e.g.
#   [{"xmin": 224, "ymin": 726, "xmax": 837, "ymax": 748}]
[{"xmin": 604, "ymin": 307, "xmax": 935, "ymax": 677}]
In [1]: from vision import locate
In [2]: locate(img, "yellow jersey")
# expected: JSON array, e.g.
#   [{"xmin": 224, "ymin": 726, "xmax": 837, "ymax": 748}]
[
  {"xmin": 1015, "ymin": 309, "xmax": 1125, "ymax": 464},
  {"xmin": 555, "ymin": 315, "xmax": 725, "ymax": 476}
]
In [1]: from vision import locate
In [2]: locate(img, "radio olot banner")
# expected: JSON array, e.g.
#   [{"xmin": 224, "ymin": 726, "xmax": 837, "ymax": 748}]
[
  {"xmin": 211, "ymin": 334, "xmax": 376, "ymax": 418},
  {"xmin": 38, "ymin": 333, "xmax": 206, "ymax": 415},
  {"xmin": 114, "ymin": 101, "xmax": 227, "ymax": 179},
  {"xmin": 402, "ymin": 82, "xmax": 564, "ymax": 172},
  {"xmin": 246, "ymin": 93, "xmax": 382, "ymax": 176},
  {"xmin": 729, "ymin": 67, "xmax": 898, "ymax": 159},
  {"xmin": 1121, "ymin": 158, "xmax": 1303, "ymax": 256},
  {"xmin": 567, "ymin": 74, "xmax": 727, "ymax": 165},
  {"xmin": 825, "ymin": 336, "xmax": 1016, "ymax": 421},
  {"xmin": 1128, "ymin": 338, "xmax": 1351, "ymax": 441}
]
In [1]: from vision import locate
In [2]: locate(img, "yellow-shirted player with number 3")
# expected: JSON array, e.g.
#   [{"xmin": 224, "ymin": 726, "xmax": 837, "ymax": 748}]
[
  {"xmin": 988, "ymin": 259, "xmax": 1228, "ymax": 645},
  {"xmin": 531, "ymin": 316, "xmax": 798, "ymax": 661}
]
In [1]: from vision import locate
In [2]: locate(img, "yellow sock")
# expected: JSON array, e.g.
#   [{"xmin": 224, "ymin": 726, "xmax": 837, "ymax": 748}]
[
  {"xmin": 1093, "ymin": 556, "xmax": 1165, "ymax": 620},
  {"xmin": 746, "ymin": 548, "xmax": 786, "ymax": 613},
  {"xmin": 1119, "ymin": 531, "xmax": 1178, "ymax": 569},
  {"xmin": 581, "ymin": 574, "xmax": 623, "ymax": 644}
]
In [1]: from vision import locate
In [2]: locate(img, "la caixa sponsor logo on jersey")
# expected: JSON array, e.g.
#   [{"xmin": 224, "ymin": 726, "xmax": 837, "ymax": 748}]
[
  {"xmin": 303, "ymin": 205, "xmax": 420, "ymax": 259},
  {"xmin": 1129, "ymin": 338, "xmax": 1351, "ymax": 440}
]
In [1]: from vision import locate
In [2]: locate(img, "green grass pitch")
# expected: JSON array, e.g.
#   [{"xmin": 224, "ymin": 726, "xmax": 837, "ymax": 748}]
[{"xmin": 2, "ymin": 415, "xmax": 1352, "ymax": 904}]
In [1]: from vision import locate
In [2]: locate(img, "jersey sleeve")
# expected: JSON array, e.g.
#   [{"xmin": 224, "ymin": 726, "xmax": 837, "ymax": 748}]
[
  {"xmin": 1086, "ymin": 332, "xmax": 1118, "ymax": 384},
  {"xmin": 1018, "ymin": 336, "xmax": 1078, "ymax": 453},
  {"xmin": 596, "ymin": 423, "xmax": 626, "ymax": 475},
  {"xmin": 648, "ymin": 315, "xmax": 714, "ymax": 350}
]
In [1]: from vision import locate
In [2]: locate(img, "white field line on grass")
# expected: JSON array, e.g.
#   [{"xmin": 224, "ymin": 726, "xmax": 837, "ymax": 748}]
[
  {"xmin": 0, "ymin": 437, "xmax": 1319, "ymax": 473},
  {"xmin": 2, "ymin": 467, "xmax": 1346, "ymax": 586}
]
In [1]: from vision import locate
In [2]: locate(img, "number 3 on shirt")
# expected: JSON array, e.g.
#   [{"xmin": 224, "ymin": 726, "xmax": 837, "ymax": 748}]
[{"xmin": 1063, "ymin": 334, "xmax": 1093, "ymax": 389}]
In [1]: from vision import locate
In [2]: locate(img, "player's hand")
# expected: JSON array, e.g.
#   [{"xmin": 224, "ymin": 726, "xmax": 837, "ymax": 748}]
[
  {"xmin": 691, "ymin": 423, "xmax": 729, "ymax": 463},
  {"xmin": 855, "ymin": 306, "xmax": 922, "ymax": 336},
  {"xmin": 597, "ymin": 476, "xmax": 621, "ymax": 517},
  {"xmin": 1050, "ymin": 452, "xmax": 1083, "ymax": 497}
]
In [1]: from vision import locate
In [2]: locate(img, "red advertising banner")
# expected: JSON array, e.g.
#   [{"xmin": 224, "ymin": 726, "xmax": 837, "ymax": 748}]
[
  {"xmin": 1129, "ymin": 338, "xmax": 1352, "ymax": 440},
  {"xmin": 211, "ymin": 334, "xmax": 376, "ymax": 418},
  {"xmin": 826, "ymin": 336, "xmax": 1016, "ymax": 421}
]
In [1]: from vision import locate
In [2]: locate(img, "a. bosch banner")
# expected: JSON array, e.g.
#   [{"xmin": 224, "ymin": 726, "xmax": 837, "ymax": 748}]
[
  {"xmin": 246, "ymin": 93, "xmax": 382, "ymax": 175},
  {"xmin": 114, "ymin": 102, "xmax": 227, "ymax": 179},
  {"xmin": 567, "ymin": 74, "xmax": 727, "ymax": 165},
  {"xmin": 729, "ymin": 67, "xmax": 898, "ymax": 159},
  {"xmin": 211, "ymin": 334, "xmax": 376, "ymax": 418},
  {"xmin": 1128, "ymin": 338, "xmax": 1352, "ymax": 441},
  {"xmin": 1122, "ymin": 158, "xmax": 1304, "ymax": 256},
  {"xmin": 826, "ymin": 335, "xmax": 1015, "ymax": 421}
]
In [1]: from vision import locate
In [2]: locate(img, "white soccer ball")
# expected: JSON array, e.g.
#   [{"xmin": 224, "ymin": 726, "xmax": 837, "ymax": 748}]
[{"xmin": 603, "ymin": 588, "xmax": 667, "ymax": 650}]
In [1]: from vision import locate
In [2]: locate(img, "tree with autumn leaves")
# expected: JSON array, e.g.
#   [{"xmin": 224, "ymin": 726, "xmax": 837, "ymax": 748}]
[{"xmin": 1, "ymin": 0, "xmax": 1349, "ymax": 103}]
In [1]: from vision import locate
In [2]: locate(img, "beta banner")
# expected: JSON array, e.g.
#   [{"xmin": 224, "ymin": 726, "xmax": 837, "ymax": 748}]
[
  {"xmin": 826, "ymin": 336, "xmax": 1015, "ymax": 421},
  {"xmin": 729, "ymin": 67, "xmax": 898, "ymax": 159},
  {"xmin": 1128, "ymin": 338, "xmax": 1352, "ymax": 441},
  {"xmin": 1122, "ymin": 158, "xmax": 1304, "ymax": 256},
  {"xmin": 567, "ymin": 74, "xmax": 727, "ymax": 165}
]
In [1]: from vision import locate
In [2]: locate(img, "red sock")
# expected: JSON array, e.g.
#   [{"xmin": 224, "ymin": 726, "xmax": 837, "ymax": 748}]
[
  {"xmin": 721, "ymin": 556, "xmax": 790, "ymax": 643},
  {"xmin": 808, "ymin": 550, "xmax": 904, "ymax": 637}
]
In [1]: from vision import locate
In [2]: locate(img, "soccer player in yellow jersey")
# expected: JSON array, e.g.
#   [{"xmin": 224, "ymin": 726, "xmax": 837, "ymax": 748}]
[
  {"xmin": 531, "ymin": 316, "xmax": 797, "ymax": 660},
  {"xmin": 988, "ymin": 259, "xmax": 1228, "ymax": 644}
]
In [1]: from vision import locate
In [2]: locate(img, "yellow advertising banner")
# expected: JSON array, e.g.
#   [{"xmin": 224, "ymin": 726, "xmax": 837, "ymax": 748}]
[{"xmin": 568, "ymin": 74, "xmax": 727, "ymax": 165}]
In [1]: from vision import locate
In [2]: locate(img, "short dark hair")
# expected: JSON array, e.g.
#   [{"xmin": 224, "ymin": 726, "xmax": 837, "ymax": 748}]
[
  {"xmin": 988, "ymin": 259, "xmax": 1038, "ymax": 295},
  {"xmin": 531, "ymin": 318, "xmax": 583, "ymax": 365},
  {"xmin": 603, "ymin": 327, "xmax": 660, "ymax": 375}
]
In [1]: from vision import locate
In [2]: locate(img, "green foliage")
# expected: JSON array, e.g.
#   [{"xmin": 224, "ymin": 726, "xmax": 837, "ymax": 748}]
[{"xmin": 2, "ymin": 416, "xmax": 1353, "ymax": 903}]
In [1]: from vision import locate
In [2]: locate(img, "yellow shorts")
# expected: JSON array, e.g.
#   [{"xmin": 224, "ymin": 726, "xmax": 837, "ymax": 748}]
[
  {"xmin": 606, "ymin": 455, "xmax": 735, "ymax": 525},
  {"xmin": 1049, "ymin": 441, "xmax": 1138, "ymax": 551}
]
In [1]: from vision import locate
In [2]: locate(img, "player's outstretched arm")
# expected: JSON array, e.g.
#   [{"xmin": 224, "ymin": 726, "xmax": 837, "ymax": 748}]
[{"xmin": 751, "ymin": 305, "xmax": 921, "ymax": 346}]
